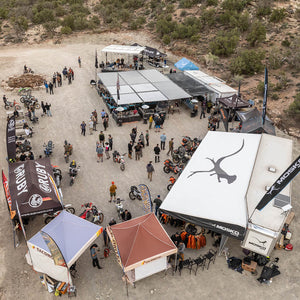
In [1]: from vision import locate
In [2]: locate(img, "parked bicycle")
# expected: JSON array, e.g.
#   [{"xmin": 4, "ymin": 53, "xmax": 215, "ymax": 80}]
[
  {"xmin": 43, "ymin": 204, "xmax": 75, "ymax": 224},
  {"xmin": 79, "ymin": 202, "xmax": 104, "ymax": 225}
]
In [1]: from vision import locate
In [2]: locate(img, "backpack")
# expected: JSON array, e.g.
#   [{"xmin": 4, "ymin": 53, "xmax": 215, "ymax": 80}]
[{"xmin": 104, "ymin": 247, "xmax": 110, "ymax": 258}]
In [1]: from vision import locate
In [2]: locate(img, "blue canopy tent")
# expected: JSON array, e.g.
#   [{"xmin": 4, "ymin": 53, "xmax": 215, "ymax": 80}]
[
  {"xmin": 26, "ymin": 211, "xmax": 103, "ymax": 284},
  {"xmin": 174, "ymin": 57, "xmax": 199, "ymax": 71}
]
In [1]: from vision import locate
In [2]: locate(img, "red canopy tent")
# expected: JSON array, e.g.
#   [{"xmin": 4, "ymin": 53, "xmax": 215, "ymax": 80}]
[{"xmin": 107, "ymin": 213, "xmax": 177, "ymax": 284}]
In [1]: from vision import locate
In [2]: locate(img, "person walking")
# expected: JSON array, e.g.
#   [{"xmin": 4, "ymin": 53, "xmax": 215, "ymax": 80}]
[
  {"xmin": 154, "ymin": 144, "xmax": 160, "ymax": 163},
  {"xmin": 145, "ymin": 130, "xmax": 149, "ymax": 146},
  {"xmin": 130, "ymin": 131, "xmax": 136, "ymax": 144},
  {"xmin": 96, "ymin": 142, "xmax": 104, "ymax": 162},
  {"xmin": 139, "ymin": 132, "xmax": 145, "ymax": 147},
  {"xmin": 89, "ymin": 119, "xmax": 93, "ymax": 135},
  {"xmin": 134, "ymin": 142, "xmax": 141, "ymax": 160},
  {"xmin": 160, "ymin": 133, "xmax": 166, "ymax": 150},
  {"xmin": 44, "ymin": 81, "xmax": 48, "ymax": 93},
  {"xmin": 41, "ymin": 101, "xmax": 46, "ymax": 116},
  {"xmin": 78, "ymin": 56, "xmax": 81, "ymax": 68},
  {"xmin": 99, "ymin": 131, "xmax": 105, "ymax": 146},
  {"xmin": 148, "ymin": 115, "xmax": 153, "ymax": 129},
  {"xmin": 200, "ymin": 101, "xmax": 206, "ymax": 119},
  {"xmin": 109, "ymin": 181, "xmax": 117, "ymax": 202},
  {"xmin": 45, "ymin": 102, "xmax": 52, "ymax": 117},
  {"xmin": 167, "ymin": 138, "xmax": 174, "ymax": 156},
  {"xmin": 57, "ymin": 72, "xmax": 62, "ymax": 87},
  {"xmin": 49, "ymin": 81, "xmax": 54, "ymax": 95},
  {"xmin": 103, "ymin": 117, "xmax": 108, "ymax": 131},
  {"xmin": 90, "ymin": 244, "xmax": 102, "ymax": 269},
  {"xmin": 146, "ymin": 161, "xmax": 154, "ymax": 182},
  {"xmin": 105, "ymin": 142, "xmax": 110, "ymax": 159},
  {"xmin": 128, "ymin": 141, "xmax": 133, "ymax": 159},
  {"xmin": 80, "ymin": 121, "xmax": 86, "ymax": 136},
  {"xmin": 108, "ymin": 134, "xmax": 113, "ymax": 150},
  {"xmin": 92, "ymin": 114, "xmax": 97, "ymax": 131},
  {"xmin": 153, "ymin": 195, "xmax": 162, "ymax": 216}
]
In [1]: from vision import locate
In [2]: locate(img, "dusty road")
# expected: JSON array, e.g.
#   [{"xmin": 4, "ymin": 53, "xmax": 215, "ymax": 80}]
[{"xmin": 0, "ymin": 33, "xmax": 299, "ymax": 300}]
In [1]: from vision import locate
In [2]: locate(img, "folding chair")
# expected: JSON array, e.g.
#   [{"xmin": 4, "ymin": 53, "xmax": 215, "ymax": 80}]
[
  {"xmin": 204, "ymin": 249, "xmax": 217, "ymax": 270},
  {"xmin": 178, "ymin": 258, "xmax": 193, "ymax": 276},
  {"xmin": 192, "ymin": 256, "xmax": 206, "ymax": 275}
]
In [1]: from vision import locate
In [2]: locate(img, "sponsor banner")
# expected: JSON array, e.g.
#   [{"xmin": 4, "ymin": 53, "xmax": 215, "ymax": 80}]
[
  {"xmin": 16, "ymin": 201, "xmax": 27, "ymax": 240},
  {"xmin": 116, "ymin": 73, "xmax": 120, "ymax": 100},
  {"xmin": 2, "ymin": 170, "xmax": 16, "ymax": 219},
  {"xmin": 256, "ymin": 155, "xmax": 300, "ymax": 210},
  {"xmin": 40, "ymin": 231, "xmax": 67, "ymax": 267},
  {"xmin": 95, "ymin": 50, "xmax": 98, "ymax": 68},
  {"xmin": 9, "ymin": 158, "xmax": 63, "ymax": 216},
  {"xmin": 219, "ymin": 107, "xmax": 228, "ymax": 132},
  {"xmin": 139, "ymin": 184, "xmax": 152, "ymax": 214},
  {"xmin": 6, "ymin": 116, "xmax": 16, "ymax": 161},
  {"xmin": 262, "ymin": 67, "xmax": 268, "ymax": 125}
]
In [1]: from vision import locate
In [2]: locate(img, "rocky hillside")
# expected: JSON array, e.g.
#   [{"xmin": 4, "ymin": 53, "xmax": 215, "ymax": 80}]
[{"xmin": 0, "ymin": 0, "xmax": 299, "ymax": 136}]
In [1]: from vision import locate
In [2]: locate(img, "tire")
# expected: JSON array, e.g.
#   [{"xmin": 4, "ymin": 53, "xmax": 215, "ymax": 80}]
[
  {"xmin": 178, "ymin": 146, "xmax": 185, "ymax": 157},
  {"xmin": 70, "ymin": 178, "xmax": 74, "ymax": 186},
  {"xmin": 65, "ymin": 207, "xmax": 75, "ymax": 214},
  {"xmin": 97, "ymin": 213, "xmax": 104, "ymax": 224},
  {"xmin": 182, "ymin": 157, "xmax": 188, "ymax": 164},
  {"xmin": 55, "ymin": 168, "xmax": 62, "ymax": 175},
  {"xmin": 120, "ymin": 163, "xmax": 125, "ymax": 171},
  {"xmin": 129, "ymin": 191, "xmax": 135, "ymax": 200},
  {"xmin": 20, "ymin": 97, "xmax": 25, "ymax": 103},
  {"xmin": 163, "ymin": 166, "xmax": 170, "ymax": 173},
  {"xmin": 94, "ymin": 220, "xmax": 102, "ymax": 225},
  {"xmin": 167, "ymin": 184, "xmax": 173, "ymax": 191},
  {"xmin": 137, "ymin": 194, "xmax": 142, "ymax": 201},
  {"xmin": 173, "ymin": 156, "xmax": 180, "ymax": 163},
  {"xmin": 15, "ymin": 105, "xmax": 21, "ymax": 111},
  {"xmin": 45, "ymin": 217, "xmax": 53, "ymax": 224},
  {"xmin": 26, "ymin": 145, "xmax": 31, "ymax": 151},
  {"xmin": 35, "ymin": 103, "xmax": 41, "ymax": 109},
  {"xmin": 4, "ymin": 105, "xmax": 9, "ymax": 110}
]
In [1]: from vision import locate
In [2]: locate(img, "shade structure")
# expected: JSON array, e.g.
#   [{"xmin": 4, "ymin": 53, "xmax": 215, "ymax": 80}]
[
  {"xmin": 116, "ymin": 106, "xmax": 125, "ymax": 112},
  {"xmin": 174, "ymin": 57, "xmax": 199, "ymax": 71},
  {"xmin": 108, "ymin": 213, "xmax": 177, "ymax": 272},
  {"xmin": 101, "ymin": 45, "xmax": 145, "ymax": 55},
  {"xmin": 98, "ymin": 70, "xmax": 191, "ymax": 105},
  {"xmin": 9, "ymin": 157, "xmax": 63, "ymax": 217},
  {"xmin": 27, "ymin": 211, "xmax": 103, "ymax": 282},
  {"xmin": 217, "ymin": 94, "xmax": 250, "ymax": 109},
  {"xmin": 160, "ymin": 132, "xmax": 262, "ymax": 240}
]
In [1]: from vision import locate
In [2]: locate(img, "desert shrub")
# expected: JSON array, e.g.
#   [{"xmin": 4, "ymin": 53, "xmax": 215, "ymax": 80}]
[
  {"xmin": 287, "ymin": 93, "xmax": 300, "ymax": 119},
  {"xmin": 156, "ymin": 15, "xmax": 177, "ymax": 37},
  {"xmin": 119, "ymin": 9, "xmax": 130, "ymax": 22},
  {"xmin": 166, "ymin": 4, "xmax": 175, "ymax": 13},
  {"xmin": 73, "ymin": 14, "xmax": 89, "ymax": 30},
  {"xmin": 43, "ymin": 21, "xmax": 58, "ymax": 34},
  {"xmin": 33, "ymin": 9, "xmax": 55, "ymax": 24},
  {"xmin": 90, "ymin": 15, "xmax": 100, "ymax": 26},
  {"xmin": 256, "ymin": 0, "xmax": 272, "ymax": 17},
  {"xmin": 270, "ymin": 8, "xmax": 286, "ymax": 23},
  {"xmin": 55, "ymin": 6, "xmax": 66, "ymax": 17},
  {"xmin": 123, "ymin": 0, "xmax": 143, "ymax": 10},
  {"xmin": 230, "ymin": 49, "xmax": 265, "ymax": 75},
  {"xmin": 62, "ymin": 15, "xmax": 75, "ymax": 30},
  {"xmin": 246, "ymin": 20, "xmax": 266, "ymax": 47},
  {"xmin": 129, "ymin": 16, "xmax": 145, "ymax": 30},
  {"xmin": 230, "ymin": 11, "xmax": 250, "ymax": 31},
  {"xmin": 206, "ymin": 0, "xmax": 218, "ymax": 6},
  {"xmin": 163, "ymin": 34, "xmax": 171, "ymax": 45},
  {"xmin": 13, "ymin": 16, "xmax": 29, "ymax": 32},
  {"xmin": 147, "ymin": 21, "xmax": 155, "ymax": 30},
  {"xmin": 221, "ymin": 0, "xmax": 248, "ymax": 12},
  {"xmin": 295, "ymin": 9, "xmax": 300, "ymax": 21},
  {"xmin": 71, "ymin": 4, "xmax": 90, "ymax": 15},
  {"xmin": 201, "ymin": 8, "xmax": 216, "ymax": 27},
  {"xmin": 274, "ymin": 73, "xmax": 288, "ymax": 91},
  {"xmin": 179, "ymin": 0, "xmax": 194, "ymax": 9},
  {"xmin": 180, "ymin": 10, "xmax": 187, "ymax": 17},
  {"xmin": 0, "ymin": 7, "xmax": 9, "ymax": 19},
  {"xmin": 271, "ymin": 93, "xmax": 279, "ymax": 100},
  {"xmin": 287, "ymin": 38, "xmax": 300, "ymax": 71},
  {"xmin": 61, "ymin": 25, "xmax": 72, "ymax": 34},
  {"xmin": 209, "ymin": 30, "xmax": 239, "ymax": 57},
  {"xmin": 268, "ymin": 48, "xmax": 283, "ymax": 70},
  {"xmin": 281, "ymin": 38, "xmax": 290, "ymax": 47}
]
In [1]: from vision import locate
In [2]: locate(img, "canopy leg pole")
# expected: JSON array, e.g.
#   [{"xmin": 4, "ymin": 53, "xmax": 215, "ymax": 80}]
[
  {"xmin": 218, "ymin": 235, "xmax": 229, "ymax": 256},
  {"xmin": 174, "ymin": 252, "xmax": 178, "ymax": 275}
]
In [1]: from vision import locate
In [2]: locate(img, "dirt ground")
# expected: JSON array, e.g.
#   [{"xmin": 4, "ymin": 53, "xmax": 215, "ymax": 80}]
[{"xmin": 0, "ymin": 33, "xmax": 299, "ymax": 300}]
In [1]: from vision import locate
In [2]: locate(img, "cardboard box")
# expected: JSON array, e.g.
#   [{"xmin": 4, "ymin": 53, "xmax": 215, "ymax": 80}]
[
  {"xmin": 242, "ymin": 260, "xmax": 257, "ymax": 273},
  {"xmin": 285, "ymin": 211, "xmax": 295, "ymax": 226}
]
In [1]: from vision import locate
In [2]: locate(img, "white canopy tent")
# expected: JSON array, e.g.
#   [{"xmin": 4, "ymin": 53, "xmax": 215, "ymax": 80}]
[
  {"xmin": 101, "ymin": 45, "xmax": 146, "ymax": 55},
  {"xmin": 26, "ymin": 211, "xmax": 103, "ymax": 284}
]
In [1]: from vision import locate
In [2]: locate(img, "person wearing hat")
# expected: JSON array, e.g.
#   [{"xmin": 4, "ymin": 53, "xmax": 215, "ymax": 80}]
[
  {"xmin": 109, "ymin": 181, "xmax": 117, "ymax": 202},
  {"xmin": 153, "ymin": 195, "xmax": 162, "ymax": 217}
]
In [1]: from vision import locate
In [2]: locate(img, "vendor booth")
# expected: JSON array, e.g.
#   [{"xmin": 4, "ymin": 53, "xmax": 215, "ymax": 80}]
[
  {"xmin": 160, "ymin": 132, "xmax": 293, "ymax": 256},
  {"xmin": 107, "ymin": 213, "xmax": 177, "ymax": 286},
  {"xmin": 26, "ymin": 210, "xmax": 103, "ymax": 293},
  {"xmin": 185, "ymin": 70, "xmax": 237, "ymax": 102},
  {"xmin": 9, "ymin": 157, "xmax": 63, "ymax": 217},
  {"xmin": 217, "ymin": 94, "xmax": 250, "ymax": 109}
]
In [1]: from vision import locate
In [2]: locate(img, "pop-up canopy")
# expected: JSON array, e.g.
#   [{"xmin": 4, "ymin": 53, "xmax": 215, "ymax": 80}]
[
  {"xmin": 27, "ymin": 211, "xmax": 103, "ymax": 283},
  {"xmin": 9, "ymin": 158, "xmax": 63, "ymax": 217},
  {"xmin": 174, "ymin": 57, "xmax": 199, "ymax": 71}
]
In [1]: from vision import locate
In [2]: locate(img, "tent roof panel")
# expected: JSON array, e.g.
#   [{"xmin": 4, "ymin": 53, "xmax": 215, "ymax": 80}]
[
  {"xmin": 247, "ymin": 134, "xmax": 293, "ymax": 231},
  {"xmin": 139, "ymin": 69, "xmax": 169, "ymax": 83},
  {"xmin": 131, "ymin": 83, "xmax": 157, "ymax": 93},
  {"xmin": 160, "ymin": 132, "xmax": 261, "ymax": 240},
  {"xmin": 138, "ymin": 91, "xmax": 168, "ymax": 102},
  {"xmin": 97, "ymin": 72, "xmax": 127, "ymax": 87},
  {"xmin": 107, "ymin": 85, "xmax": 133, "ymax": 95},
  {"xmin": 111, "ymin": 93, "xmax": 143, "ymax": 105},
  {"xmin": 101, "ymin": 45, "xmax": 145, "ymax": 55},
  {"xmin": 120, "ymin": 71, "xmax": 149, "ymax": 85},
  {"xmin": 152, "ymin": 81, "xmax": 190, "ymax": 100}
]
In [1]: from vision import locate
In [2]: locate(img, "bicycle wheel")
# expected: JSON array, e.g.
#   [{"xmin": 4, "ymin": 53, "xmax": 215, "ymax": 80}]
[
  {"xmin": 20, "ymin": 97, "xmax": 25, "ymax": 103},
  {"xmin": 137, "ymin": 194, "xmax": 142, "ymax": 201},
  {"xmin": 45, "ymin": 217, "xmax": 53, "ymax": 224},
  {"xmin": 163, "ymin": 166, "xmax": 170, "ymax": 173},
  {"xmin": 35, "ymin": 103, "xmax": 41, "ymax": 109},
  {"xmin": 129, "ymin": 191, "xmax": 135, "ymax": 200},
  {"xmin": 173, "ymin": 155, "xmax": 180, "ymax": 163},
  {"xmin": 15, "ymin": 105, "xmax": 22, "ymax": 111},
  {"xmin": 178, "ymin": 146, "xmax": 185, "ymax": 157},
  {"xmin": 70, "ymin": 178, "xmax": 74, "ymax": 186},
  {"xmin": 120, "ymin": 164, "xmax": 125, "ymax": 171},
  {"xmin": 167, "ymin": 184, "xmax": 173, "ymax": 191},
  {"xmin": 97, "ymin": 213, "xmax": 104, "ymax": 224},
  {"xmin": 66, "ymin": 207, "xmax": 75, "ymax": 214}
]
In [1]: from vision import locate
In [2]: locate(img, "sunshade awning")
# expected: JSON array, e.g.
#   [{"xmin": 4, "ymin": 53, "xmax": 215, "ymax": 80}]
[{"xmin": 101, "ymin": 45, "xmax": 145, "ymax": 55}]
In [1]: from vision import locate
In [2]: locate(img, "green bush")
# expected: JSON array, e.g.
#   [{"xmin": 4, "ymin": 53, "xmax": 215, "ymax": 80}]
[
  {"xmin": 163, "ymin": 34, "xmax": 171, "ymax": 45},
  {"xmin": 90, "ymin": 15, "xmax": 100, "ymax": 26},
  {"xmin": 14, "ymin": 16, "xmax": 29, "ymax": 32},
  {"xmin": 180, "ymin": 10, "xmax": 187, "ymax": 17},
  {"xmin": 246, "ymin": 20, "xmax": 266, "ymax": 47},
  {"xmin": 61, "ymin": 26, "xmax": 72, "ymax": 34},
  {"xmin": 287, "ymin": 93, "xmax": 300, "ymax": 119},
  {"xmin": 256, "ymin": 0, "xmax": 272, "ymax": 17},
  {"xmin": 271, "ymin": 93, "xmax": 279, "ymax": 100},
  {"xmin": 0, "ymin": 7, "xmax": 9, "ymax": 19},
  {"xmin": 288, "ymin": 38, "xmax": 300, "ymax": 71},
  {"xmin": 73, "ymin": 14, "xmax": 89, "ymax": 30},
  {"xmin": 268, "ymin": 48, "xmax": 283, "ymax": 70},
  {"xmin": 209, "ymin": 30, "xmax": 239, "ymax": 57},
  {"xmin": 281, "ymin": 38, "xmax": 290, "ymax": 47},
  {"xmin": 230, "ymin": 49, "xmax": 265, "ymax": 75},
  {"xmin": 156, "ymin": 15, "xmax": 177, "ymax": 38},
  {"xmin": 62, "ymin": 15, "xmax": 75, "ymax": 30},
  {"xmin": 221, "ymin": 0, "xmax": 248, "ymax": 12},
  {"xmin": 55, "ymin": 6, "xmax": 66, "ymax": 17},
  {"xmin": 43, "ymin": 21, "xmax": 58, "ymax": 34},
  {"xmin": 33, "ymin": 9, "xmax": 55, "ymax": 24},
  {"xmin": 206, "ymin": 0, "xmax": 218, "ymax": 6},
  {"xmin": 270, "ymin": 8, "xmax": 286, "ymax": 23},
  {"xmin": 165, "ymin": 4, "xmax": 175, "ymax": 14},
  {"xmin": 201, "ymin": 8, "xmax": 216, "ymax": 27},
  {"xmin": 71, "ymin": 4, "xmax": 90, "ymax": 15},
  {"xmin": 230, "ymin": 11, "xmax": 250, "ymax": 31}
]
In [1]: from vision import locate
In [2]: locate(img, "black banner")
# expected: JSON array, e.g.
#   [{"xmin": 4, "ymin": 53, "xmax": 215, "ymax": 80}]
[
  {"xmin": 95, "ymin": 50, "xmax": 98, "ymax": 68},
  {"xmin": 219, "ymin": 107, "xmax": 229, "ymax": 132},
  {"xmin": 6, "ymin": 116, "xmax": 16, "ymax": 161},
  {"xmin": 262, "ymin": 67, "xmax": 268, "ymax": 125},
  {"xmin": 256, "ymin": 155, "xmax": 300, "ymax": 210}
]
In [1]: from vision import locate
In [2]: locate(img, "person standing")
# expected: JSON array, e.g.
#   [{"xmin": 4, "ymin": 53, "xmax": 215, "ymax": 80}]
[
  {"xmin": 146, "ymin": 161, "xmax": 154, "ymax": 182},
  {"xmin": 160, "ymin": 133, "xmax": 166, "ymax": 150},
  {"xmin": 80, "ymin": 121, "xmax": 86, "ymax": 136},
  {"xmin": 41, "ymin": 101, "xmax": 46, "ymax": 116},
  {"xmin": 90, "ymin": 244, "xmax": 102, "ymax": 269},
  {"xmin": 57, "ymin": 72, "xmax": 62, "ymax": 87},
  {"xmin": 139, "ymin": 132, "xmax": 145, "ymax": 147},
  {"xmin": 44, "ymin": 81, "xmax": 48, "ymax": 93},
  {"xmin": 153, "ymin": 195, "xmax": 162, "ymax": 216},
  {"xmin": 89, "ymin": 119, "xmax": 93, "ymax": 135},
  {"xmin": 78, "ymin": 56, "xmax": 81, "ymax": 68},
  {"xmin": 134, "ymin": 142, "xmax": 141, "ymax": 160},
  {"xmin": 128, "ymin": 141, "xmax": 133, "ymax": 159},
  {"xmin": 154, "ymin": 144, "xmax": 160, "ymax": 163},
  {"xmin": 145, "ymin": 130, "xmax": 149, "ymax": 146},
  {"xmin": 96, "ymin": 142, "xmax": 104, "ymax": 162},
  {"xmin": 108, "ymin": 134, "xmax": 113, "ymax": 150},
  {"xmin": 109, "ymin": 181, "xmax": 117, "ymax": 202},
  {"xmin": 45, "ymin": 102, "xmax": 52, "ymax": 117},
  {"xmin": 103, "ymin": 117, "xmax": 108, "ymax": 131},
  {"xmin": 167, "ymin": 138, "xmax": 174, "ymax": 156},
  {"xmin": 49, "ymin": 81, "xmax": 54, "ymax": 95},
  {"xmin": 148, "ymin": 115, "xmax": 153, "ymax": 129},
  {"xmin": 105, "ymin": 142, "xmax": 110, "ymax": 159},
  {"xmin": 200, "ymin": 101, "xmax": 206, "ymax": 119},
  {"xmin": 99, "ymin": 131, "xmax": 105, "ymax": 146},
  {"xmin": 92, "ymin": 114, "xmax": 97, "ymax": 131},
  {"xmin": 52, "ymin": 72, "xmax": 56, "ymax": 88},
  {"xmin": 130, "ymin": 131, "xmax": 136, "ymax": 144}
]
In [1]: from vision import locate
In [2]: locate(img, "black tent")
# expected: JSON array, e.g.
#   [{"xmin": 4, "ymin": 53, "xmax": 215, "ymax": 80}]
[
  {"xmin": 236, "ymin": 108, "xmax": 276, "ymax": 135},
  {"xmin": 167, "ymin": 72, "xmax": 211, "ymax": 97},
  {"xmin": 217, "ymin": 94, "xmax": 250, "ymax": 109},
  {"xmin": 9, "ymin": 157, "xmax": 63, "ymax": 217},
  {"xmin": 131, "ymin": 43, "xmax": 167, "ymax": 58}
]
